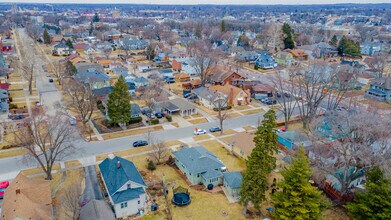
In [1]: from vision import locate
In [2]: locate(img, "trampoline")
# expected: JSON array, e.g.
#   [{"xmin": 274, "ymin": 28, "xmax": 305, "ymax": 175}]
[{"xmin": 172, "ymin": 186, "xmax": 191, "ymax": 206}]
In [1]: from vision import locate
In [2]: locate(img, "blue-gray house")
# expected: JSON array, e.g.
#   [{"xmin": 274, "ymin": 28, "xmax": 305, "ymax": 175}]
[
  {"xmin": 133, "ymin": 77, "xmax": 149, "ymax": 88},
  {"xmin": 75, "ymin": 63, "xmax": 111, "ymax": 90},
  {"xmin": 365, "ymin": 77, "xmax": 391, "ymax": 102},
  {"xmin": 223, "ymin": 172, "xmax": 242, "ymax": 200},
  {"xmin": 99, "ymin": 156, "xmax": 147, "ymax": 218},
  {"xmin": 130, "ymin": 104, "xmax": 141, "ymax": 119},
  {"xmin": 173, "ymin": 146, "xmax": 226, "ymax": 187},
  {"xmin": 277, "ymin": 131, "xmax": 312, "ymax": 150},
  {"xmin": 255, "ymin": 51, "xmax": 278, "ymax": 69}
]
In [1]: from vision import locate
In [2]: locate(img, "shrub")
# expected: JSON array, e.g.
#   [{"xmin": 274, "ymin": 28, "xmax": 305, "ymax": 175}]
[
  {"xmin": 128, "ymin": 117, "xmax": 142, "ymax": 124},
  {"xmin": 9, "ymin": 103, "xmax": 17, "ymax": 109},
  {"xmin": 213, "ymin": 105, "xmax": 232, "ymax": 112},
  {"xmin": 103, "ymin": 119, "xmax": 116, "ymax": 127},
  {"xmin": 254, "ymin": 65, "xmax": 259, "ymax": 70},
  {"xmin": 165, "ymin": 114, "xmax": 172, "ymax": 122},
  {"xmin": 150, "ymin": 118, "xmax": 159, "ymax": 125},
  {"xmin": 147, "ymin": 160, "xmax": 156, "ymax": 171}
]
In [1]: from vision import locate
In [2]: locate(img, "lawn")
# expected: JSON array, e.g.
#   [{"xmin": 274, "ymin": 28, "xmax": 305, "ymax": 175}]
[
  {"xmin": 241, "ymin": 108, "xmax": 264, "ymax": 115},
  {"xmin": 65, "ymin": 160, "xmax": 82, "ymax": 169},
  {"xmin": 21, "ymin": 163, "xmax": 61, "ymax": 176},
  {"xmin": 200, "ymin": 140, "xmax": 246, "ymax": 172},
  {"xmin": 101, "ymin": 125, "xmax": 163, "ymax": 140},
  {"xmin": 226, "ymin": 112, "xmax": 242, "ymax": 118},
  {"xmin": 211, "ymin": 129, "xmax": 236, "ymax": 137},
  {"xmin": 232, "ymin": 105, "xmax": 252, "ymax": 111},
  {"xmin": 96, "ymin": 146, "xmax": 153, "ymax": 162},
  {"xmin": 188, "ymin": 118, "xmax": 208, "ymax": 124},
  {"xmin": 193, "ymin": 134, "xmax": 211, "ymax": 142},
  {"xmin": 0, "ymin": 148, "xmax": 28, "ymax": 159},
  {"xmin": 242, "ymin": 125, "xmax": 255, "ymax": 131}
]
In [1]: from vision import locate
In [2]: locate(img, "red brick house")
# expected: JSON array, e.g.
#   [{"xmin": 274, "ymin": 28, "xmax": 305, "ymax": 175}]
[
  {"xmin": 207, "ymin": 66, "xmax": 245, "ymax": 86},
  {"xmin": 172, "ymin": 60, "xmax": 182, "ymax": 72}
]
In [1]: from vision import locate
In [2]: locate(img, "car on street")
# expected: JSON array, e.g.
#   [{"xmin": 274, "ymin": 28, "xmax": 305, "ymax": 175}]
[
  {"xmin": 155, "ymin": 112, "xmax": 163, "ymax": 118},
  {"xmin": 209, "ymin": 127, "xmax": 221, "ymax": 132},
  {"xmin": 147, "ymin": 113, "xmax": 156, "ymax": 119},
  {"xmin": 133, "ymin": 140, "xmax": 149, "ymax": 147},
  {"xmin": 0, "ymin": 180, "xmax": 9, "ymax": 199},
  {"xmin": 49, "ymin": 78, "xmax": 54, "ymax": 83},
  {"xmin": 194, "ymin": 129, "xmax": 207, "ymax": 135},
  {"xmin": 265, "ymin": 99, "xmax": 277, "ymax": 105},
  {"xmin": 80, "ymin": 199, "xmax": 89, "ymax": 207}
]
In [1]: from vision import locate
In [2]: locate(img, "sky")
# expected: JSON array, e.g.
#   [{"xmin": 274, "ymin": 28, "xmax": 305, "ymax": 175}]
[{"xmin": 2, "ymin": 0, "xmax": 391, "ymax": 4}]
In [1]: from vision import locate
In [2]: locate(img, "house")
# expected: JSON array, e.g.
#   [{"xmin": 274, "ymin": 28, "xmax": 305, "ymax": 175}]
[
  {"xmin": 173, "ymin": 146, "xmax": 226, "ymax": 186},
  {"xmin": 251, "ymin": 83, "xmax": 275, "ymax": 98},
  {"xmin": 112, "ymin": 66, "xmax": 129, "ymax": 78},
  {"xmin": 274, "ymin": 51, "xmax": 295, "ymax": 65},
  {"xmin": 75, "ymin": 63, "xmax": 111, "ymax": 90},
  {"xmin": 228, "ymin": 46, "xmax": 245, "ymax": 57},
  {"xmin": 333, "ymin": 71, "xmax": 359, "ymax": 90},
  {"xmin": 209, "ymin": 84, "xmax": 250, "ymax": 106},
  {"xmin": 223, "ymin": 172, "xmax": 243, "ymax": 200},
  {"xmin": 193, "ymin": 87, "xmax": 227, "ymax": 109},
  {"xmin": 130, "ymin": 103, "xmax": 141, "ymax": 118},
  {"xmin": 172, "ymin": 59, "xmax": 182, "ymax": 72},
  {"xmin": 227, "ymin": 131, "xmax": 255, "ymax": 159},
  {"xmin": 206, "ymin": 66, "xmax": 244, "ymax": 85},
  {"xmin": 255, "ymin": 51, "xmax": 278, "ymax": 69},
  {"xmin": 357, "ymin": 73, "xmax": 376, "ymax": 85},
  {"xmin": 277, "ymin": 130, "xmax": 312, "ymax": 150},
  {"xmin": 52, "ymin": 38, "xmax": 74, "ymax": 56},
  {"xmin": 153, "ymin": 98, "xmax": 197, "ymax": 116},
  {"xmin": 236, "ymin": 51, "xmax": 258, "ymax": 62},
  {"xmin": 1, "ymin": 42, "xmax": 12, "ymax": 52},
  {"xmin": 0, "ymin": 89, "xmax": 9, "ymax": 114},
  {"xmin": 365, "ymin": 77, "xmax": 391, "ymax": 102},
  {"xmin": 360, "ymin": 42, "xmax": 382, "ymax": 56},
  {"xmin": 127, "ymin": 82, "xmax": 136, "ymax": 94},
  {"xmin": 134, "ymin": 77, "xmax": 149, "ymax": 88},
  {"xmin": 175, "ymin": 73, "xmax": 190, "ymax": 82},
  {"xmin": 84, "ymin": 45, "xmax": 97, "ymax": 55},
  {"xmin": 96, "ymin": 59, "xmax": 112, "ymax": 68},
  {"xmin": 285, "ymin": 49, "xmax": 308, "ymax": 61},
  {"xmin": 1, "ymin": 172, "xmax": 53, "ymax": 220},
  {"xmin": 80, "ymin": 199, "xmax": 116, "ymax": 220},
  {"xmin": 73, "ymin": 43, "xmax": 89, "ymax": 53},
  {"xmin": 99, "ymin": 156, "xmax": 147, "ymax": 218},
  {"xmin": 102, "ymin": 29, "xmax": 122, "ymax": 42},
  {"xmin": 313, "ymin": 42, "xmax": 338, "ymax": 58}
]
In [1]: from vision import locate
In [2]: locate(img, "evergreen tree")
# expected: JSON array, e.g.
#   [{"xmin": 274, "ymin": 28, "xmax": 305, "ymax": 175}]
[
  {"xmin": 337, "ymin": 35, "xmax": 361, "ymax": 57},
  {"xmin": 66, "ymin": 39, "xmax": 74, "ymax": 49},
  {"xmin": 329, "ymin": 35, "xmax": 338, "ymax": 47},
  {"xmin": 64, "ymin": 60, "xmax": 77, "ymax": 76},
  {"xmin": 282, "ymin": 23, "xmax": 295, "ymax": 49},
  {"xmin": 346, "ymin": 166, "xmax": 391, "ymax": 220},
  {"xmin": 145, "ymin": 44, "xmax": 155, "ymax": 60},
  {"xmin": 89, "ymin": 21, "xmax": 94, "ymax": 36},
  {"xmin": 92, "ymin": 12, "xmax": 100, "ymax": 23},
  {"xmin": 240, "ymin": 110, "xmax": 278, "ymax": 212},
  {"xmin": 220, "ymin": 20, "xmax": 226, "ymax": 33},
  {"xmin": 272, "ymin": 146, "xmax": 328, "ymax": 220},
  {"xmin": 43, "ymin": 29, "xmax": 51, "ymax": 45},
  {"xmin": 107, "ymin": 76, "xmax": 131, "ymax": 125},
  {"xmin": 237, "ymin": 34, "xmax": 250, "ymax": 48}
]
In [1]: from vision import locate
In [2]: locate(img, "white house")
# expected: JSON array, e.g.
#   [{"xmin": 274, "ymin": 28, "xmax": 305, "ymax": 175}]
[{"xmin": 99, "ymin": 155, "xmax": 147, "ymax": 218}]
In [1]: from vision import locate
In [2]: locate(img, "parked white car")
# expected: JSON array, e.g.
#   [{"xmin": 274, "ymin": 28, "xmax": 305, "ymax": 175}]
[{"xmin": 194, "ymin": 129, "xmax": 207, "ymax": 135}]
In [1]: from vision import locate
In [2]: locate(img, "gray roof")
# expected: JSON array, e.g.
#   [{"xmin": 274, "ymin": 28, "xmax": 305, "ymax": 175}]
[
  {"xmin": 371, "ymin": 77, "xmax": 391, "ymax": 90},
  {"xmin": 202, "ymin": 169, "xmax": 223, "ymax": 179},
  {"xmin": 76, "ymin": 63, "xmax": 104, "ymax": 75},
  {"xmin": 173, "ymin": 146, "xmax": 225, "ymax": 174},
  {"xmin": 223, "ymin": 172, "xmax": 242, "ymax": 188},
  {"xmin": 130, "ymin": 103, "xmax": 141, "ymax": 116},
  {"xmin": 99, "ymin": 156, "xmax": 146, "ymax": 198},
  {"xmin": 193, "ymin": 87, "xmax": 224, "ymax": 102},
  {"xmin": 80, "ymin": 200, "xmax": 115, "ymax": 220},
  {"xmin": 169, "ymin": 98, "xmax": 196, "ymax": 111}
]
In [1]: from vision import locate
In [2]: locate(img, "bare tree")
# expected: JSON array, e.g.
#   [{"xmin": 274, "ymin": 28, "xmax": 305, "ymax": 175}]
[
  {"xmin": 146, "ymin": 129, "xmax": 169, "ymax": 165},
  {"xmin": 212, "ymin": 93, "xmax": 229, "ymax": 135},
  {"xmin": 191, "ymin": 40, "xmax": 220, "ymax": 86},
  {"xmin": 25, "ymin": 23, "xmax": 43, "ymax": 42},
  {"xmin": 292, "ymin": 62, "xmax": 334, "ymax": 129},
  {"xmin": 63, "ymin": 79, "xmax": 96, "ymax": 125},
  {"xmin": 12, "ymin": 112, "xmax": 77, "ymax": 180},
  {"xmin": 372, "ymin": 54, "xmax": 390, "ymax": 78},
  {"xmin": 61, "ymin": 182, "xmax": 83, "ymax": 220},
  {"xmin": 273, "ymin": 70, "xmax": 298, "ymax": 129},
  {"xmin": 354, "ymin": 24, "xmax": 377, "ymax": 43},
  {"xmin": 20, "ymin": 61, "xmax": 34, "ymax": 95},
  {"xmin": 52, "ymin": 62, "xmax": 65, "ymax": 85},
  {"xmin": 309, "ymin": 109, "xmax": 391, "ymax": 199}
]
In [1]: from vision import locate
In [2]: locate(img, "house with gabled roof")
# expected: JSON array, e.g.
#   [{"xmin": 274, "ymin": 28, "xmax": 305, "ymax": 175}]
[
  {"xmin": 173, "ymin": 146, "xmax": 226, "ymax": 187},
  {"xmin": 223, "ymin": 172, "xmax": 243, "ymax": 200},
  {"xmin": 99, "ymin": 155, "xmax": 147, "ymax": 218}
]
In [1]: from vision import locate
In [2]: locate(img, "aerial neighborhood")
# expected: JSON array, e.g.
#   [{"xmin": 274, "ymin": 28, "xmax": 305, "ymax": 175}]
[{"xmin": 0, "ymin": 2, "xmax": 390, "ymax": 220}]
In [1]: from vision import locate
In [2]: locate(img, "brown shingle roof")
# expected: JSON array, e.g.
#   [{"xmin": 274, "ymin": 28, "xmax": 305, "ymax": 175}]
[
  {"xmin": 229, "ymin": 132, "xmax": 255, "ymax": 156},
  {"xmin": 1, "ymin": 173, "xmax": 52, "ymax": 220},
  {"xmin": 209, "ymin": 84, "xmax": 248, "ymax": 98}
]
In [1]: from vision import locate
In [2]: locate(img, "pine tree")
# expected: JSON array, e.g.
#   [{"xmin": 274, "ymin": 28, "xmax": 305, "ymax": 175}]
[
  {"xmin": 220, "ymin": 20, "xmax": 226, "ymax": 33},
  {"xmin": 329, "ymin": 35, "xmax": 338, "ymax": 47},
  {"xmin": 272, "ymin": 146, "xmax": 328, "ymax": 220},
  {"xmin": 66, "ymin": 39, "xmax": 74, "ymax": 49},
  {"xmin": 64, "ymin": 60, "xmax": 77, "ymax": 76},
  {"xmin": 337, "ymin": 35, "xmax": 361, "ymax": 57},
  {"xmin": 107, "ymin": 76, "xmax": 131, "ymax": 125},
  {"xmin": 92, "ymin": 12, "xmax": 100, "ymax": 23},
  {"xmin": 346, "ymin": 166, "xmax": 391, "ymax": 220},
  {"xmin": 282, "ymin": 23, "xmax": 295, "ymax": 49},
  {"xmin": 89, "ymin": 21, "xmax": 94, "ymax": 36},
  {"xmin": 240, "ymin": 110, "xmax": 278, "ymax": 212},
  {"xmin": 43, "ymin": 29, "xmax": 51, "ymax": 45}
]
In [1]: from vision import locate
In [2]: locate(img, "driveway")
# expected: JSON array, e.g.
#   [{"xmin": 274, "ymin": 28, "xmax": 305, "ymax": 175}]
[{"xmin": 82, "ymin": 165, "xmax": 103, "ymax": 201}]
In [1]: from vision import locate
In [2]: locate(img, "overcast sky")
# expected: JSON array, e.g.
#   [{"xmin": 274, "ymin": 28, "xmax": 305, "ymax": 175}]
[{"xmin": 2, "ymin": 0, "xmax": 391, "ymax": 4}]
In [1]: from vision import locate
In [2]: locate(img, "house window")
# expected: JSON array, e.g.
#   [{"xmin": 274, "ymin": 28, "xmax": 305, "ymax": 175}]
[
  {"xmin": 138, "ymin": 200, "xmax": 140, "ymax": 204},
  {"xmin": 197, "ymin": 174, "xmax": 200, "ymax": 177},
  {"xmin": 121, "ymin": 202, "xmax": 128, "ymax": 208},
  {"xmin": 127, "ymin": 184, "xmax": 131, "ymax": 189}
]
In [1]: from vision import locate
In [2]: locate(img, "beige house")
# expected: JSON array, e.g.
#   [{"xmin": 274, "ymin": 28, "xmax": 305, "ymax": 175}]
[
  {"xmin": 227, "ymin": 131, "xmax": 255, "ymax": 159},
  {"xmin": 209, "ymin": 84, "xmax": 250, "ymax": 106}
]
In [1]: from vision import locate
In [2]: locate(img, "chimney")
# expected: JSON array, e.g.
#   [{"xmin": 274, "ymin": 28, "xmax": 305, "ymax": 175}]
[
  {"xmin": 117, "ymin": 161, "xmax": 121, "ymax": 169},
  {"xmin": 16, "ymin": 189, "xmax": 20, "ymax": 195}
]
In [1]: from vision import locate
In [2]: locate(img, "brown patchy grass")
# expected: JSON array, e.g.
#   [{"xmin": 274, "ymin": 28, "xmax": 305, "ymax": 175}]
[
  {"xmin": 200, "ymin": 140, "xmax": 246, "ymax": 172},
  {"xmin": 243, "ymin": 125, "xmax": 255, "ymax": 131},
  {"xmin": 226, "ymin": 112, "xmax": 242, "ymax": 118},
  {"xmin": 322, "ymin": 207, "xmax": 351, "ymax": 220},
  {"xmin": 171, "ymin": 122, "xmax": 179, "ymax": 127},
  {"xmin": 0, "ymin": 148, "xmax": 28, "ymax": 158},
  {"xmin": 65, "ymin": 160, "xmax": 82, "ymax": 168},
  {"xmin": 164, "ymin": 140, "xmax": 183, "ymax": 147},
  {"xmin": 96, "ymin": 146, "xmax": 153, "ymax": 162},
  {"xmin": 101, "ymin": 125, "xmax": 163, "ymax": 140},
  {"xmin": 241, "ymin": 108, "xmax": 264, "ymax": 115},
  {"xmin": 21, "ymin": 163, "xmax": 61, "ymax": 176},
  {"xmin": 211, "ymin": 129, "xmax": 236, "ymax": 137},
  {"xmin": 188, "ymin": 118, "xmax": 208, "ymax": 124},
  {"xmin": 232, "ymin": 105, "xmax": 252, "ymax": 111},
  {"xmin": 193, "ymin": 134, "xmax": 211, "ymax": 142},
  {"xmin": 191, "ymin": 113, "xmax": 204, "ymax": 118}
]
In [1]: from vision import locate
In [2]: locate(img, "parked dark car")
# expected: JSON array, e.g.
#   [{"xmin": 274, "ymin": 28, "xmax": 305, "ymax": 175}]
[
  {"xmin": 266, "ymin": 99, "xmax": 277, "ymax": 105},
  {"xmin": 133, "ymin": 140, "xmax": 149, "ymax": 147},
  {"xmin": 147, "ymin": 113, "xmax": 156, "ymax": 119},
  {"xmin": 155, "ymin": 112, "xmax": 163, "ymax": 118},
  {"xmin": 49, "ymin": 78, "xmax": 54, "ymax": 83},
  {"xmin": 184, "ymin": 93, "xmax": 193, "ymax": 98},
  {"xmin": 209, "ymin": 127, "xmax": 221, "ymax": 132},
  {"xmin": 276, "ymin": 92, "xmax": 282, "ymax": 98},
  {"xmin": 284, "ymin": 92, "xmax": 291, "ymax": 98},
  {"xmin": 141, "ymin": 107, "xmax": 150, "ymax": 115}
]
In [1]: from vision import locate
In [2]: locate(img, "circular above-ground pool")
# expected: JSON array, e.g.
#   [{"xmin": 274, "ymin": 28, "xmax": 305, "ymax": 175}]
[{"xmin": 172, "ymin": 186, "xmax": 191, "ymax": 206}]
